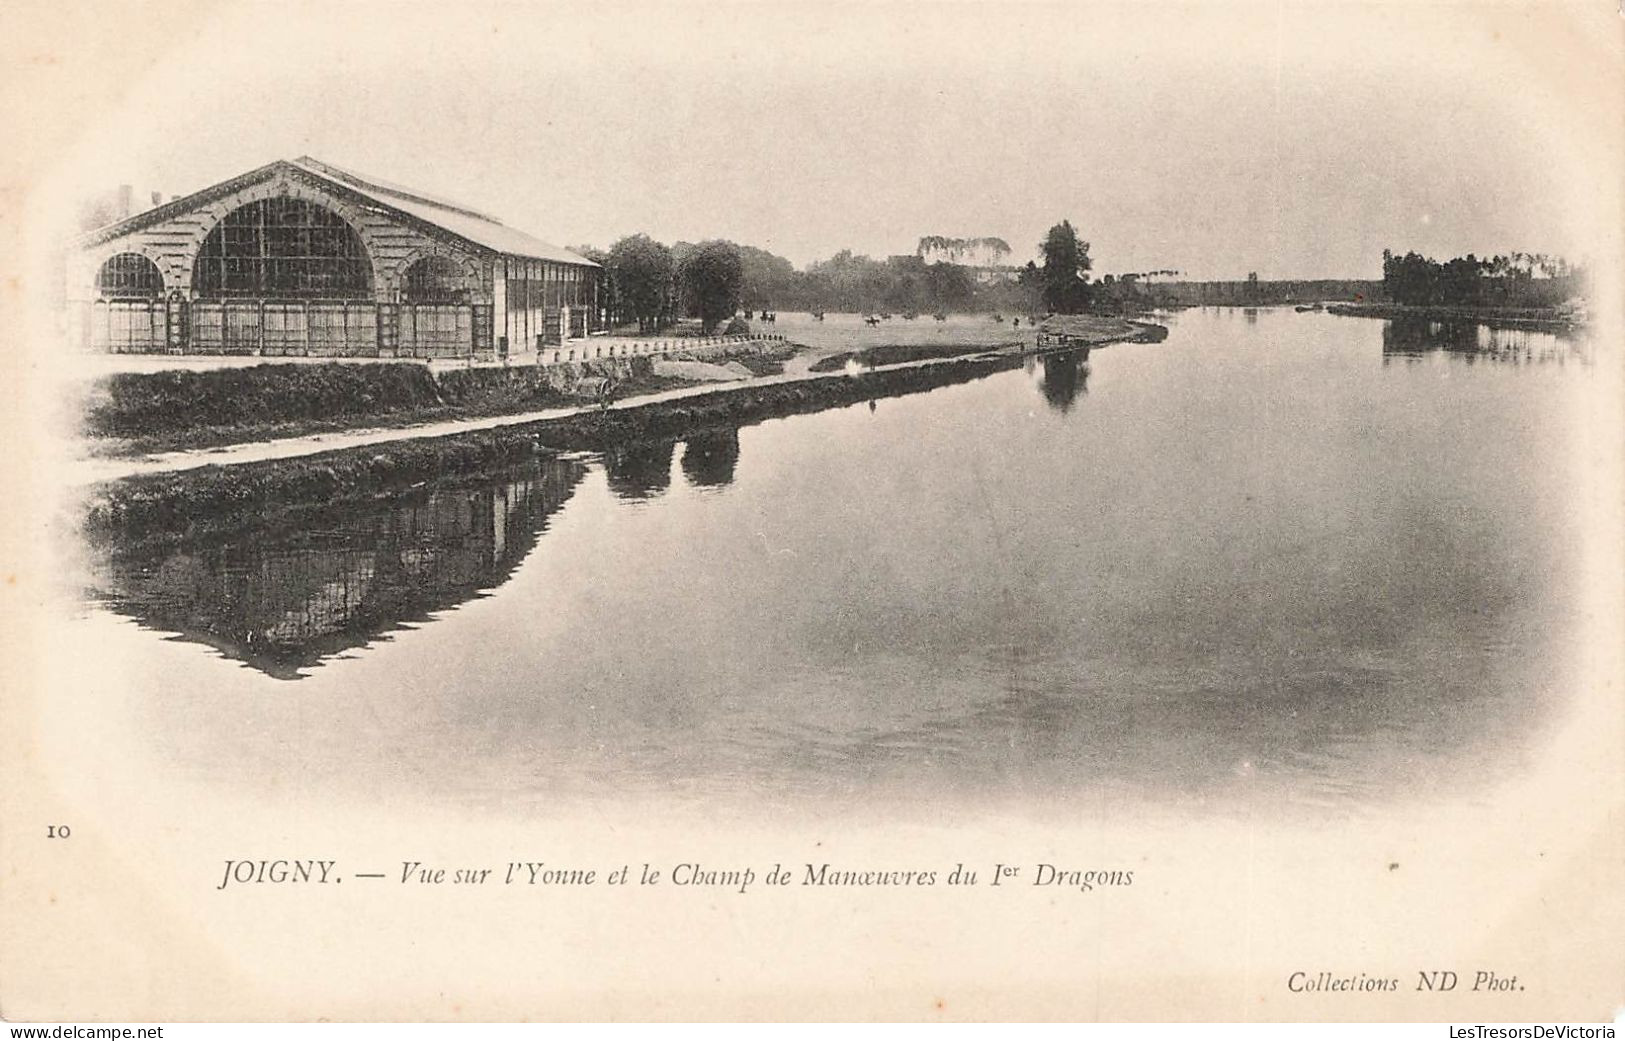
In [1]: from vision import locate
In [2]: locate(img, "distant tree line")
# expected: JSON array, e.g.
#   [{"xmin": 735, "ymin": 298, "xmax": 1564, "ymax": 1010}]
[
  {"xmin": 574, "ymin": 217, "xmax": 1183, "ymax": 329},
  {"xmin": 791, "ymin": 250, "xmax": 1036, "ymax": 315},
  {"xmin": 1073, "ymin": 269, "xmax": 1185, "ymax": 312},
  {"xmin": 1381, "ymin": 249, "xmax": 1584, "ymax": 307},
  {"xmin": 574, "ymin": 234, "xmax": 1050, "ymax": 329}
]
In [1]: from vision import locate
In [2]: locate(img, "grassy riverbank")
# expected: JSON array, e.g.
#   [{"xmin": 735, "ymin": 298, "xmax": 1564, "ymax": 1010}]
[
  {"xmin": 807, "ymin": 342, "xmax": 1012, "ymax": 373},
  {"xmin": 1041, "ymin": 315, "xmax": 1171, "ymax": 344},
  {"xmin": 85, "ymin": 352, "xmax": 1025, "ymax": 548},
  {"xmin": 86, "ymin": 316, "xmax": 1155, "ymax": 458},
  {"xmin": 85, "ymin": 342, "xmax": 799, "ymax": 457},
  {"xmin": 799, "ymin": 314, "xmax": 1162, "ymax": 372}
]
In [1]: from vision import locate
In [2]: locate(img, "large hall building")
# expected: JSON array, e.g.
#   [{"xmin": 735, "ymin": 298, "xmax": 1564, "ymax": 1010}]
[{"xmin": 69, "ymin": 157, "xmax": 603, "ymax": 358}]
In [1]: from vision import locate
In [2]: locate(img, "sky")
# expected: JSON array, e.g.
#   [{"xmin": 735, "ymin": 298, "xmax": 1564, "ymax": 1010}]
[{"xmin": 14, "ymin": 0, "xmax": 1623, "ymax": 280}]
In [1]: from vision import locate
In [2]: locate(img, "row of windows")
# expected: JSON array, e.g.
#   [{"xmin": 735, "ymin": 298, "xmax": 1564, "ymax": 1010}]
[
  {"xmin": 94, "ymin": 198, "xmax": 597, "ymax": 302},
  {"xmin": 96, "ymin": 252, "xmax": 598, "ymax": 303},
  {"xmin": 95, "ymin": 251, "xmax": 377, "ymax": 299},
  {"xmin": 505, "ymin": 277, "xmax": 592, "ymax": 310},
  {"xmin": 504, "ymin": 257, "xmax": 591, "ymax": 316}
]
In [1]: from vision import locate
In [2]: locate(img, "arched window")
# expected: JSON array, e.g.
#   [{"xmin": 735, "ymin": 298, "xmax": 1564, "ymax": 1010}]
[
  {"xmin": 402, "ymin": 255, "xmax": 472, "ymax": 304},
  {"xmin": 96, "ymin": 253, "xmax": 163, "ymax": 297},
  {"xmin": 193, "ymin": 197, "xmax": 371, "ymax": 297}
]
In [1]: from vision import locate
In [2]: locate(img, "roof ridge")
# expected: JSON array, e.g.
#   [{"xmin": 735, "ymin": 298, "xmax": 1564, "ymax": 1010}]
[
  {"xmin": 75, "ymin": 158, "xmax": 599, "ymax": 267},
  {"xmin": 291, "ymin": 156, "xmax": 501, "ymax": 224}
]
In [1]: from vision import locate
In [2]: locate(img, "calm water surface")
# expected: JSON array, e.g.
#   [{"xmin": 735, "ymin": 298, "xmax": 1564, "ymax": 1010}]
[{"xmin": 81, "ymin": 309, "xmax": 1597, "ymax": 819}]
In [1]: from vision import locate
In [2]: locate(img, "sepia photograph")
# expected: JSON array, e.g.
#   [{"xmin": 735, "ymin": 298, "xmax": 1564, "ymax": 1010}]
[{"xmin": 1, "ymin": 0, "xmax": 1621, "ymax": 1025}]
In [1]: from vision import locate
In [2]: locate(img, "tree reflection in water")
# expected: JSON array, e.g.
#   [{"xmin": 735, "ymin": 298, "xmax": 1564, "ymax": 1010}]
[
  {"xmin": 681, "ymin": 429, "xmax": 741, "ymax": 488},
  {"xmin": 605, "ymin": 440, "xmax": 676, "ymax": 500},
  {"xmin": 1038, "ymin": 348, "xmax": 1091, "ymax": 414},
  {"xmin": 1380, "ymin": 317, "xmax": 1589, "ymax": 366}
]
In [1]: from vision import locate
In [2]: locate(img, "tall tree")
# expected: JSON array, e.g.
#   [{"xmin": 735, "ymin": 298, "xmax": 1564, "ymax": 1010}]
[
  {"xmin": 737, "ymin": 245, "xmax": 797, "ymax": 311},
  {"xmin": 680, "ymin": 240, "xmax": 745, "ymax": 333},
  {"xmin": 607, "ymin": 234, "xmax": 674, "ymax": 332},
  {"xmin": 1039, "ymin": 220, "xmax": 1092, "ymax": 313}
]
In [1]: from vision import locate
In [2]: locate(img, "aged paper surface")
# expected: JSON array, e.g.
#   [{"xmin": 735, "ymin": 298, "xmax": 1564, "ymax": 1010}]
[{"xmin": 2, "ymin": 0, "xmax": 1622, "ymax": 1023}]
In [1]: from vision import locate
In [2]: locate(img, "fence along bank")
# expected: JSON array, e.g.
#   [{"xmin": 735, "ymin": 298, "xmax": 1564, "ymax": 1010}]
[{"xmin": 68, "ymin": 156, "xmax": 603, "ymax": 360}]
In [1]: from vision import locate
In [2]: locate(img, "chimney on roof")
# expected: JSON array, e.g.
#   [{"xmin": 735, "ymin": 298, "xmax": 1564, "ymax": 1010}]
[
  {"xmin": 117, "ymin": 184, "xmax": 133, "ymax": 220},
  {"xmin": 150, "ymin": 190, "xmax": 163, "ymax": 208}
]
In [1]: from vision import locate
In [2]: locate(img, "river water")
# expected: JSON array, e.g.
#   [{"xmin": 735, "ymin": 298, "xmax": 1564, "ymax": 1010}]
[{"xmin": 77, "ymin": 308, "xmax": 1599, "ymax": 821}]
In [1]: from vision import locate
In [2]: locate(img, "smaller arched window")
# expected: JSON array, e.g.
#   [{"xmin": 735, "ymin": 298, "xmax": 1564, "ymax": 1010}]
[
  {"xmin": 96, "ymin": 253, "xmax": 164, "ymax": 297},
  {"xmin": 403, "ymin": 255, "xmax": 472, "ymax": 304}
]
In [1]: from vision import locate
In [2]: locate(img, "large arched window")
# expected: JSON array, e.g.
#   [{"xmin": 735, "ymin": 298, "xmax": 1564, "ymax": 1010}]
[
  {"xmin": 96, "ymin": 253, "xmax": 163, "ymax": 297},
  {"xmin": 402, "ymin": 255, "xmax": 472, "ymax": 304},
  {"xmin": 193, "ymin": 197, "xmax": 371, "ymax": 297}
]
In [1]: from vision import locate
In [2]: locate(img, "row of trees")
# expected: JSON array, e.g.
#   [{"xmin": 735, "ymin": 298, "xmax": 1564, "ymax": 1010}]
[
  {"xmin": 1381, "ymin": 249, "xmax": 1584, "ymax": 307},
  {"xmin": 571, "ymin": 236, "xmax": 746, "ymax": 333},
  {"xmin": 579, "ymin": 237, "xmax": 1045, "ymax": 328},
  {"xmin": 794, "ymin": 250, "xmax": 1028, "ymax": 315},
  {"xmin": 574, "ymin": 218, "xmax": 1111, "ymax": 331}
]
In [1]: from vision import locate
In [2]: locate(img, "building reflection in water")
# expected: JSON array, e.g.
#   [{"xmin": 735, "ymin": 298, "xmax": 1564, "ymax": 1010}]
[
  {"xmin": 89, "ymin": 458, "xmax": 586, "ymax": 680},
  {"xmin": 90, "ymin": 427, "xmax": 755, "ymax": 678},
  {"xmin": 1037, "ymin": 348, "xmax": 1092, "ymax": 414},
  {"xmin": 1380, "ymin": 316, "xmax": 1589, "ymax": 366}
]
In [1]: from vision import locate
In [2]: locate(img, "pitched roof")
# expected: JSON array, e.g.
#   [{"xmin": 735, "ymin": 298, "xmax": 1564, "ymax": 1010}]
[
  {"xmin": 288, "ymin": 157, "xmax": 598, "ymax": 267},
  {"xmin": 78, "ymin": 157, "xmax": 599, "ymax": 268}
]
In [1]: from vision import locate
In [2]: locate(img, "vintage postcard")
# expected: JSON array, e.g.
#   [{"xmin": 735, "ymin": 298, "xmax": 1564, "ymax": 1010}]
[{"xmin": 1, "ymin": 0, "xmax": 1621, "ymax": 1024}]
